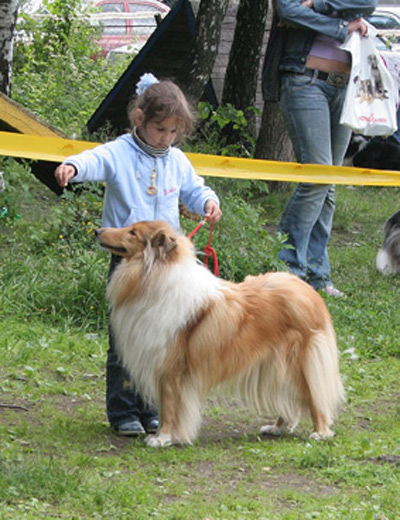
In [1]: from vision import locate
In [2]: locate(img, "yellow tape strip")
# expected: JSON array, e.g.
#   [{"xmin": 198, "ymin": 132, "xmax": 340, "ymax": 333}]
[
  {"xmin": 0, "ymin": 132, "xmax": 98, "ymax": 162},
  {"xmin": 1, "ymin": 131, "xmax": 400, "ymax": 186}
]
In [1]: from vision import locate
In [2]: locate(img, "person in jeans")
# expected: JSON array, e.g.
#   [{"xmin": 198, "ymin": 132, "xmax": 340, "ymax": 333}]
[
  {"xmin": 262, "ymin": 0, "xmax": 377, "ymax": 296},
  {"xmin": 54, "ymin": 74, "xmax": 222, "ymax": 436}
]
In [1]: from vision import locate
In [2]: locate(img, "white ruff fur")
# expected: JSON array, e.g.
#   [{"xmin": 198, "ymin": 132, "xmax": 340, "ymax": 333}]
[{"xmin": 109, "ymin": 255, "xmax": 224, "ymax": 406}]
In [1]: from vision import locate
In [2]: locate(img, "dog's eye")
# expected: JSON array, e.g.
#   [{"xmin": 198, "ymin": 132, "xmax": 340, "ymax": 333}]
[{"xmin": 129, "ymin": 230, "xmax": 136, "ymax": 236}]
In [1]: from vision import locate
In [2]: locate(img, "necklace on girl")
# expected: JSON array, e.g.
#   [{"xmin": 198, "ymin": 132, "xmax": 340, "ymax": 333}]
[{"xmin": 147, "ymin": 167, "xmax": 158, "ymax": 196}]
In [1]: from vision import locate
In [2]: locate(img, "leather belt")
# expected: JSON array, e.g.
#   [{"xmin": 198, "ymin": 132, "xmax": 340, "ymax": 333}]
[{"xmin": 302, "ymin": 68, "xmax": 349, "ymax": 88}]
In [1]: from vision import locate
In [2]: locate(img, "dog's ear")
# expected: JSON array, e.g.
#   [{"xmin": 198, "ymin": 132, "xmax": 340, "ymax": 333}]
[
  {"xmin": 151, "ymin": 231, "xmax": 177, "ymax": 259},
  {"xmin": 142, "ymin": 229, "xmax": 178, "ymax": 276}
]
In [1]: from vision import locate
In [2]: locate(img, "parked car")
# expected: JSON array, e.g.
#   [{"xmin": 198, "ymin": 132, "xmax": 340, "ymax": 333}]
[
  {"xmin": 91, "ymin": 0, "xmax": 170, "ymax": 57},
  {"xmin": 366, "ymin": 8, "xmax": 400, "ymax": 51},
  {"xmin": 367, "ymin": 8, "xmax": 400, "ymax": 30}
]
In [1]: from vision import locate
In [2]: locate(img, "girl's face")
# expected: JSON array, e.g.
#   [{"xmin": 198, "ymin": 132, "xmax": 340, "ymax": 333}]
[{"xmin": 135, "ymin": 110, "xmax": 179, "ymax": 149}]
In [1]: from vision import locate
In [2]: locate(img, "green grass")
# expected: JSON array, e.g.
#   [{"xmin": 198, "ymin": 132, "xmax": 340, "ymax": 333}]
[{"xmin": 1, "ymin": 167, "xmax": 399, "ymax": 519}]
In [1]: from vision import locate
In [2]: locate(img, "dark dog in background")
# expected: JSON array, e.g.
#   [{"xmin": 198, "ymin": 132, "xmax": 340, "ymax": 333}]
[
  {"xmin": 343, "ymin": 134, "xmax": 369, "ymax": 166},
  {"xmin": 345, "ymin": 136, "xmax": 400, "ymax": 275},
  {"xmin": 344, "ymin": 134, "xmax": 400, "ymax": 171},
  {"xmin": 376, "ymin": 210, "xmax": 400, "ymax": 275}
]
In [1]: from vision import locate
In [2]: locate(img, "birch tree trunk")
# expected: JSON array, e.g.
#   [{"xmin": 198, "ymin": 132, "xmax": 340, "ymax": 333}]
[
  {"xmin": 178, "ymin": 0, "xmax": 229, "ymax": 102},
  {"xmin": 221, "ymin": 0, "xmax": 269, "ymax": 136},
  {"xmin": 0, "ymin": 0, "xmax": 19, "ymax": 95}
]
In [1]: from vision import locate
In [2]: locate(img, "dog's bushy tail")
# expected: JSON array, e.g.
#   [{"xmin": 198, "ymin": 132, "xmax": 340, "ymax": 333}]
[
  {"xmin": 303, "ymin": 326, "xmax": 346, "ymax": 426},
  {"xmin": 236, "ymin": 324, "xmax": 345, "ymax": 429}
]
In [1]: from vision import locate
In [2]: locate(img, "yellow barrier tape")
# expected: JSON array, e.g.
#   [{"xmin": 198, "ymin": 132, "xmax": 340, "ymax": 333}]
[
  {"xmin": 0, "ymin": 131, "xmax": 98, "ymax": 162},
  {"xmin": 1, "ymin": 131, "xmax": 400, "ymax": 186}
]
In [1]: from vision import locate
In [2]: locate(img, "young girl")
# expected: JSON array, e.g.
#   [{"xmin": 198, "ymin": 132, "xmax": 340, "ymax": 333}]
[{"xmin": 55, "ymin": 73, "xmax": 222, "ymax": 436}]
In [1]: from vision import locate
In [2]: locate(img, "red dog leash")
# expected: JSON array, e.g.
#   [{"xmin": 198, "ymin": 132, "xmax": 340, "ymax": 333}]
[{"xmin": 187, "ymin": 217, "xmax": 219, "ymax": 276}]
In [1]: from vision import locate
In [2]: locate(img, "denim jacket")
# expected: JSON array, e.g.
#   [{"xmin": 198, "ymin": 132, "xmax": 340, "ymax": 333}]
[{"xmin": 262, "ymin": 0, "xmax": 377, "ymax": 101}]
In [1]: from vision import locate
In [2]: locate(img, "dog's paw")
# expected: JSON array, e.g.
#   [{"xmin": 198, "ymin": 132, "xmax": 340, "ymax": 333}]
[
  {"xmin": 260, "ymin": 424, "xmax": 286, "ymax": 436},
  {"xmin": 145, "ymin": 432, "xmax": 172, "ymax": 448},
  {"xmin": 309, "ymin": 429, "xmax": 335, "ymax": 441}
]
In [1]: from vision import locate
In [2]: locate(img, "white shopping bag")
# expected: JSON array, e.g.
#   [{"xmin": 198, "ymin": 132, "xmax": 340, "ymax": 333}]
[{"xmin": 340, "ymin": 25, "xmax": 398, "ymax": 136}]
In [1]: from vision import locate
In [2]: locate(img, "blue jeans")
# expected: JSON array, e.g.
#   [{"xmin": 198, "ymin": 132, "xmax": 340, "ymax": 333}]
[
  {"xmin": 106, "ymin": 255, "xmax": 158, "ymax": 428},
  {"xmin": 278, "ymin": 72, "xmax": 352, "ymax": 289}
]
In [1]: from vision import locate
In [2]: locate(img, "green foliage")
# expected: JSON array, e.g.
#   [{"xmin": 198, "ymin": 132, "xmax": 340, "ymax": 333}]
[
  {"xmin": 0, "ymin": 159, "xmax": 34, "ymax": 224},
  {"xmin": 187, "ymin": 103, "xmax": 270, "ymax": 203},
  {"xmin": 182, "ymin": 193, "xmax": 288, "ymax": 281},
  {"xmin": 206, "ymin": 176, "xmax": 270, "ymax": 204},
  {"xmin": 190, "ymin": 102, "xmax": 259, "ymax": 157},
  {"xmin": 12, "ymin": 0, "xmax": 130, "ymax": 136},
  {"xmin": 0, "ymin": 162, "xmax": 108, "ymax": 329}
]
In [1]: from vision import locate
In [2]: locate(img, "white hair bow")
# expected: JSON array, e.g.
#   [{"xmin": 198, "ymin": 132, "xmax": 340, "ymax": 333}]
[{"xmin": 136, "ymin": 73, "xmax": 159, "ymax": 95}]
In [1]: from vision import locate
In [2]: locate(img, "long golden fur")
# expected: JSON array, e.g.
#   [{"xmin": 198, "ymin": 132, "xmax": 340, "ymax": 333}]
[{"xmin": 96, "ymin": 220, "xmax": 345, "ymax": 447}]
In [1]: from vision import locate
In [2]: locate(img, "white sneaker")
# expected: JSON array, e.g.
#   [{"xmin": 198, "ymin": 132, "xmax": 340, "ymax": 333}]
[{"xmin": 320, "ymin": 285, "xmax": 346, "ymax": 298}]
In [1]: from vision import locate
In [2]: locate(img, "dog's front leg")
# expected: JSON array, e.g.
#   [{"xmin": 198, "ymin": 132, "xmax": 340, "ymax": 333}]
[{"xmin": 145, "ymin": 375, "xmax": 181, "ymax": 448}]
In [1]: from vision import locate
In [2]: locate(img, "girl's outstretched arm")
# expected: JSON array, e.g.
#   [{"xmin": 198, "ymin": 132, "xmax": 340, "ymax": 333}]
[{"xmin": 54, "ymin": 164, "xmax": 77, "ymax": 187}]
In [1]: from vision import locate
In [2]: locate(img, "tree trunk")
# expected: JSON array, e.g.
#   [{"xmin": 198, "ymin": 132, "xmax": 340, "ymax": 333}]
[
  {"xmin": 255, "ymin": 101, "xmax": 293, "ymax": 161},
  {"xmin": 0, "ymin": 0, "xmax": 18, "ymax": 95},
  {"xmin": 177, "ymin": 0, "xmax": 229, "ymax": 103},
  {"xmin": 221, "ymin": 0, "xmax": 269, "ymax": 136},
  {"xmin": 254, "ymin": 101, "xmax": 294, "ymax": 191}
]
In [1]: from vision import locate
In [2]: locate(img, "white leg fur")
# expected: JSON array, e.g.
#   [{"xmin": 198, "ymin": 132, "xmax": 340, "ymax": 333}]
[
  {"xmin": 145, "ymin": 432, "xmax": 173, "ymax": 448},
  {"xmin": 376, "ymin": 248, "xmax": 395, "ymax": 275},
  {"xmin": 309, "ymin": 429, "xmax": 335, "ymax": 441},
  {"xmin": 260, "ymin": 423, "xmax": 287, "ymax": 436}
]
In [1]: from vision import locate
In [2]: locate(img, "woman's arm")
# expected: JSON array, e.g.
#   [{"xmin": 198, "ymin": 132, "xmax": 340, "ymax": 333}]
[
  {"xmin": 276, "ymin": 0, "xmax": 376, "ymax": 40},
  {"xmin": 312, "ymin": 0, "xmax": 377, "ymax": 16}
]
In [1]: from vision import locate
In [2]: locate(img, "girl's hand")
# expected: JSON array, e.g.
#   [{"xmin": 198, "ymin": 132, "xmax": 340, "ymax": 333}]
[
  {"xmin": 301, "ymin": 0, "xmax": 313, "ymax": 8},
  {"xmin": 348, "ymin": 18, "xmax": 368, "ymax": 36},
  {"xmin": 204, "ymin": 200, "xmax": 222, "ymax": 224},
  {"xmin": 54, "ymin": 164, "xmax": 77, "ymax": 187}
]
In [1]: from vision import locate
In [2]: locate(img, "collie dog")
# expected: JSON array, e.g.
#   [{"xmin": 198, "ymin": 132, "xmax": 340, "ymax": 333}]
[
  {"xmin": 376, "ymin": 210, "xmax": 400, "ymax": 275},
  {"xmin": 96, "ymin": 220, "xmax": 345, "ymax": 448}
]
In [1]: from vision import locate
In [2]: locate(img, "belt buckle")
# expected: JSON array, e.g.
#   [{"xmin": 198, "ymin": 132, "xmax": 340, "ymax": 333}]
[{"xmin": 326, "ymin": 72, "xmax": 348, "ymax": 88}]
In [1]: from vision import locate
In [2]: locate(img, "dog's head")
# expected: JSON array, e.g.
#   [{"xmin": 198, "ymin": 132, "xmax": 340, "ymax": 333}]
[
  {"xmin": 367, "ymin": 54, "xmax": 379, "ymax": 68},
  {"xmin": 344, "ymin": 134, "xmax": 369, "ymax": 165},
  {"xmin": 95, "ymin": 220, "xmax": 179, "ymax": 265},
  {"xmin": 384, "ymin": 210, "xmax": 400, "ymax": 237}
]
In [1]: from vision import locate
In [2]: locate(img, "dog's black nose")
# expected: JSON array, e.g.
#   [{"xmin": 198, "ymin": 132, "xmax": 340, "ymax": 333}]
[{"xmin": 94, "ymin": 229, "xmax": 101, "ymax": 237}]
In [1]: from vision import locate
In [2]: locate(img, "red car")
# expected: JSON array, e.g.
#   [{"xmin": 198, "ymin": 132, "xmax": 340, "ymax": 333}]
[{"xmin": 92, "ymin": 0, "xmax": 170, "ymax": 57}]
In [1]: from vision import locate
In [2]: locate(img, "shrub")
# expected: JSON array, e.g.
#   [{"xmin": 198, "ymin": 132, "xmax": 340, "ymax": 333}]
[
  {"xmin": 13, "ymin": 0, "xmax": 131, "ymax": 136},
  {"xmin": 181, "ymin": 192, "xmax": 288, "ymax": 281}
]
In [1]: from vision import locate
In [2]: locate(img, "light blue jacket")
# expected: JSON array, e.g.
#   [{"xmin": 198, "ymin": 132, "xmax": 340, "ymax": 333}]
[{"xmin": 64, "ymin": 133, "xmax": 220, "ymax": 231}]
